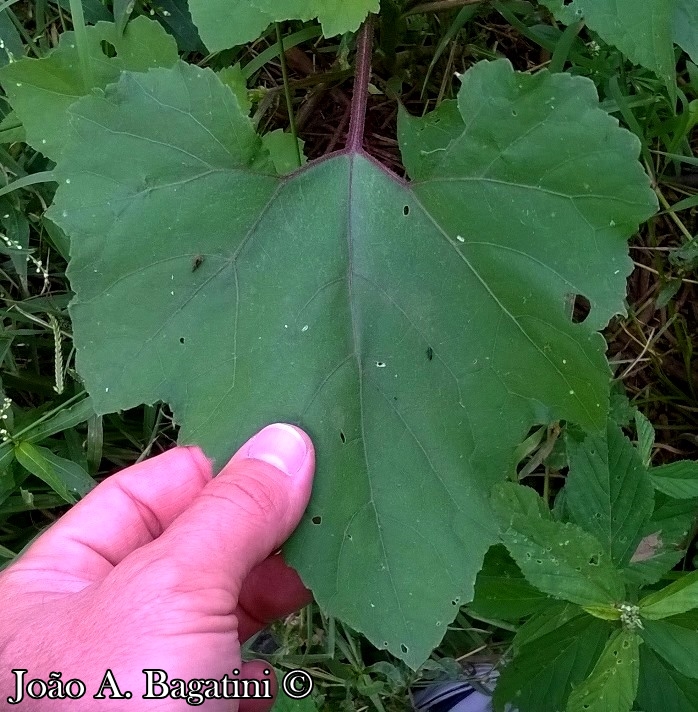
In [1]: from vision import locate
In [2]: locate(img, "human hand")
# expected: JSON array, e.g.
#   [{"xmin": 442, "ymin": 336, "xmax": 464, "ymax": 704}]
[{"xmin": 0, "ymin": 423, "xmax": 315, "ymax": 711}]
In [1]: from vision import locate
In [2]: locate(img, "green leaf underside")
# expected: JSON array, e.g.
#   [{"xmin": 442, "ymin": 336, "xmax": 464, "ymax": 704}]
[
  {"xmin": 674, "ymin": 0, "xmax": 698, "ymax": 64},
  {"xmin": 640, "ymin": 570, "xmax": 698, "ymax": 619},
  {"xmin": 188, "ymin": 0, "xmax": 379, "ymax": 51},
  {"xmin": 566, "ymin": 629, "xmax": 640, "ymax": 712},
  {"xmin": 494, "ymin": 615, "xmax": 611, "ymax": 712},
  {"xmin": 49, "ymin": 59, "xmax": 655, "ymax": 666},
  {"xmin": 637, "ymin": 646, "xmax": 698, "ymax": 712},
  {"xmin": 540, "ymin": 0, "xmax": 675, "ymax": 88},
  {"xmin": 0, "ymin": 17, "xmax": 178, "ymax": 161},
  {"xmin": 642, "ymin": 615, "xmax": 698, "ymax": 680},
  {"xmin": 565, "ymin": 422, "xmax": 654, "ymax": 568}
]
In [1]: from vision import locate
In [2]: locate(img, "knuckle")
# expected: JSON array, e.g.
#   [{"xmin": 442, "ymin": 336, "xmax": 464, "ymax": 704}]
[{"xmin": 211, "ymin": 469, "xmax": 287, "ymax": 521}]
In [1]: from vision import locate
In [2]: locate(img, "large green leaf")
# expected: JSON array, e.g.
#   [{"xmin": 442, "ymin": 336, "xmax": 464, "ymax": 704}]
[
  {"xmin": 188, "ymin": 0, "xmax": 379, "ymax": 51},
  {"xmin": 565, "ymin": 421, "xmax": 654, "ymax": 567},
  {"xmin": 494, "ymin": 483, "xmax": 626, "ymax": 607},
  {"xmin": 674, "ymin": 0, "xmax": 698, "ymax": 64},
  {"xmin": 566, "ymin": 629, "xmax": 640, "ymax": 712},
  {"xmin": 540, "ymin": 0, "xmax": 675, "ymax": 89},
  {"xmin": 493, "ymin": 615, "xmax": 610, "ymax": 712},
  {"xmin": 636, "ymin": 646, "xmax": 698, "ymax": 712},
  {"xmin": 642, "ymin": 614, "xmax": 698, "ymax": 680},
  {"xmin": 0, "ymin": 16, "xmax": 178, "ymax": 160},
  {"xmin": 48, "ymin": 59, "xmax": 655, "ymax": 666}
]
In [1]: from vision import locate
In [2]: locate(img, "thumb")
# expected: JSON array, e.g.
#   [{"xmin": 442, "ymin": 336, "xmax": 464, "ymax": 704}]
[{"xmin": 136, "ymin": 424, "xmax": 315, "ymax": 596}]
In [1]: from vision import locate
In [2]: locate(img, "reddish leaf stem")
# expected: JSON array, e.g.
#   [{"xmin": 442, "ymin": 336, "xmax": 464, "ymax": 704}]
[{"xmin": 347, "ymin": 17, "xmax": 374, "ymax": 153}]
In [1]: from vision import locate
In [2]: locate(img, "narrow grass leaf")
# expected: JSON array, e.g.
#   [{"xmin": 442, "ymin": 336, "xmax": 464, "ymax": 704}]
[
  {"xmin": 14, "ymin": 442, "xmax": 96, "ymax": 504},
  {"xmin": 25, "ymin": 397, "xmax": 95, "ymax": 443}
]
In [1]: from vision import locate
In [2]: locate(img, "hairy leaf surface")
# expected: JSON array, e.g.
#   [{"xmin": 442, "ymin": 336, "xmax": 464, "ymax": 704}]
[
  {"xmin": 0, "ymin": 17, "xmax": 177, "ymax": 160},
  {"xmin": 188, "ymin": 0, "xmax": 379, "ymax": 51},
  {"xmin": 49, "ymin": 59, "xmax": 655, "ymax": 666}
]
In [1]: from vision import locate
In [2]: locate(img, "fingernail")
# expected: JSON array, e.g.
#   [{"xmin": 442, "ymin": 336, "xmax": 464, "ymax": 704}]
[{"xmin": 246, "ymin": 424, "xmax": 308, "ymax": 476}]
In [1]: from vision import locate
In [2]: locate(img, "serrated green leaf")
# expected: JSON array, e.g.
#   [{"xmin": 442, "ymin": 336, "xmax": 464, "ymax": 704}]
[
  {"xmin": 14, "ymin": 442, "xmax": 96, "ymax": 504},
  {"xmin": 634, "ymin": 410, "xmax": 655, "ymax": 466},
  {"xmin": 540, "ymin": 0, "xmax": 675, "ymax": 90},
  {"xmin": 0, "ymin": 16, "xmax": 178, "ymax": 160},
  {"xmin": 49, "ymin": 58, "xmax": 655, "ymax": 667},
  {"xmin": 651, "ymin": 460, "xmax": 698, "ymax": 499},
  {"xmin": 636, "ymin": 646, "xmax": 698, "ymax": 712},
  {"xmin": 640, "ymin": 570, "xmax": 698, "ymax": 619},
  {"xmin": 675, "ymin": 0, "xmax": 698, "ymax": 64},
  {"xmin": 262, "ymin": 129, "xmax": 307, "ymax": 175},
  {"xmin": 565, "ymin": 421, "xmax": 654, "ymax": 567},
  {"xmin": 495, "ymin": 484, "xmax": 626, "ymax": 607},
  {"xmin": 494, "ymin": 615, "xmax": 610, "ymax": 712},
  {"xmin": 642, "ymin": 616, "xmax": 698, "ymax": 680},
  {"xmin": 217, "ymin": 64, "xmax": 251, "ymax": 115},
  {"xmin": 189, "ymin": 0, "xmax": 379, "ymax": 51},
  {"xmin": 513, "ymin": 600, "xmax": 582, "ymax": 649},
  {"xmin": 624, "ymin": 495, "xmax": 696, "ymax": 586},
  {"xmin": 566, "ymin": 629, "xmax": 640, "ymax": 712},
  {"xmin": 470, "ymin": 544, "xmax": 549, "ymax": 621},
  {"xmin": 492, "ymin": 482, "xmax": 551, "ymax": 521}
]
